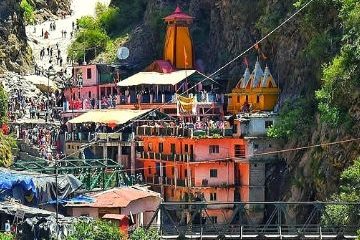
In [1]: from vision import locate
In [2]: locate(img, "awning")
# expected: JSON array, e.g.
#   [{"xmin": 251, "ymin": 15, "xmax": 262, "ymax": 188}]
[
  {"xmin": 117, "ymin": 70, "xmax": 196, "ymax": 87},
  {"xmin": 68, "ymin": 109, "xmax": 151, "ymax": 124}
]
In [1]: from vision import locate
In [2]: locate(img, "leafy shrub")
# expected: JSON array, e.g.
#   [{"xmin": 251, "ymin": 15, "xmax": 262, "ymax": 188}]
[
  {"xmin": 322, "ymin": 158, "xmax": 360, "ymax": 226},
  {"xmin": 66, "ymin": 220, "xmax": 125, "ymax": 240},
  {"xmin": 130, "ymin": 228, "xmax": 160, "ymax": 240}
]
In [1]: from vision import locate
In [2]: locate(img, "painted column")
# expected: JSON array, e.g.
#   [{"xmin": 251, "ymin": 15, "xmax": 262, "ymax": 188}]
[{"xmin": 160, "ymin": 161, "xmax": 164, "ymax": 197}]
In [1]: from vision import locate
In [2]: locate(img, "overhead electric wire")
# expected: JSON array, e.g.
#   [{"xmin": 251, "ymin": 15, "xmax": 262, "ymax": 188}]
[
  {"xmin": 115, "ymin": 137, "xmax": 360, "ymax": 173},
  {"xmin": 50, "ymin": 0, "xmax": 315, "ymax": 162}
]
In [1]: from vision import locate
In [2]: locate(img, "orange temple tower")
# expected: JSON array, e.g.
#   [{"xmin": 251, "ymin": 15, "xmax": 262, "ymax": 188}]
[{"xmin": 163, "ymin": 6, "xmax": 194, "ymax": 69}]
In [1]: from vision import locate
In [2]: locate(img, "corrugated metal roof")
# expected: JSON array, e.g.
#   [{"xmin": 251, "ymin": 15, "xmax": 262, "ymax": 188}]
[
  {"xmin": 117, "ymin": 70, "xmax": 196, "ymax": 87},
  {"xmin": 68, "ymin": 109, "xmax": 151, "ymax": 124},
  {"xmin": 164, "ymin": 6, "xmax": 194, "ymax": 21},
  {"xmin": 66, "ymin": 187, "xmax": 160, "ymax": 208}
]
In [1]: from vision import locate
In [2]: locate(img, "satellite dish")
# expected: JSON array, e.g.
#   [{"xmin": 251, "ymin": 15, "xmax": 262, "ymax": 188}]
[{"xmin": 117, "ymin": 47, "xmax": 129, "ymax": 60}]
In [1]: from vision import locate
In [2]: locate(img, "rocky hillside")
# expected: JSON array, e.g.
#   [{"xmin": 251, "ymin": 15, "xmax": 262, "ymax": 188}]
[
  {"xmin": 0, "ymin": 0, "xmax": 33, "ymax": 73},
  {"xmin": 0, "ymin": 0, "xmax": 71, "ymax": 74},
  {"xmin": 113, "ymin": 0, "xmax": 360, "ymax": 202}
]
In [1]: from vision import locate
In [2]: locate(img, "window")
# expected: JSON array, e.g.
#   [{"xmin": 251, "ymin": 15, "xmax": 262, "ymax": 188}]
[
  {"xmin": 209, "ymin": 145, "xmax": 219, "ymax": 154},
  {"xmin": 246, "ymin": 95, "xmax": 249, "ymax": 101},
  {"xmin": 210, "ymin": 216, "xmax": 217, "ymax": 224},
  {"xmin": 210, "ymin": 169, "xmax": 218, "ymax": 178},
  {"xmin": 159, "ymin": 143, "xmax": 163, "ymax": 153},
  {"xmin": 184, "ymin": 144, "xmax": 188, "ymax": 153},
  {"xmin": 88, "ymin": 91, "xmax": 91, "ymax": 98},
  {"xmin": 87, "ymin": 68, "xmax": 92, "ymax": 79},
  {"xmin": 265, "ymin": 120, "xmax": 273, "ymax": 129},
  {"xmin": 210, "ymin": 192, "xmax": 217, "ymax": 201},
  {"xmin": 234, "ymin": 144, "xmax": 245, "ymax": 158},
  {"xmin": 67, "ymin": 145, "xmax": 70, "ymax": 149},
  {"xmin": 237, "ymin": 96, "xmax": 240, "ymax": 103},
  {"xmin": 254, "ymin": 144, "xmax": 259, "ymax": 149},
  {"xmin": 256, "ymin": 95, "xmax": 260, "ymax": 103},
  {"xmin": 184, "ymin": 170, "xmax": 188, "ymax": 178},
  {"xmin": 148, "ymin": 143, "xmax": 153, "ymax": 151},
  {"xmin": 171, "ymin": 143, "xmax": 176, "ymax": 154}
]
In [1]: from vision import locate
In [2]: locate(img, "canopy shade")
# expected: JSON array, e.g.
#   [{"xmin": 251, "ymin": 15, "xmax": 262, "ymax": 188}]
[
  {"xmin": 68, "ymin": 109, "xmax": 151, "ymax": 124},
  {"xmin": 117, "ymin": 70, "xmax": 196, "ymax": 87}
]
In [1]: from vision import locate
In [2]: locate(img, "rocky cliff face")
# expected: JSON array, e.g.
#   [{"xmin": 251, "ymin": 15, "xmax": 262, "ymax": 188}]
[
  {"xmin": 0, "ymin": 0, "xmax": 33, "ymax": 73},
  {"xmin": 30, "ymin": 0, "xmax": 71, "ymax": 22},
  {"xmin": 116, "ymin": 0, "xmax": 359, "ymax": 203}
]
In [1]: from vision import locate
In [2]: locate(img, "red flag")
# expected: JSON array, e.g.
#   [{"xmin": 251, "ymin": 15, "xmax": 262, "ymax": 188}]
[
  {"xmin": 243, "ymin": 57, "xmax": 249, "ymax": 67},
  {"xmin": 184, "ymin": 46, "xmax": 189, "ymax": 68}
]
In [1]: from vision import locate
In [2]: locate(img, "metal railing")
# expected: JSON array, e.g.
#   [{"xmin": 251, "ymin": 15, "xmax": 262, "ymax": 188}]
[
  {"xmin": 139, "ymin": 152, "xmax": 194, "ymax": 162},
  {"xmin": 136, "ymin": 126, "xmax": 234, "ymax": 138},
  {"xmin": 146, "ymin": 202, "xmax": 360, "ymax": 239}
]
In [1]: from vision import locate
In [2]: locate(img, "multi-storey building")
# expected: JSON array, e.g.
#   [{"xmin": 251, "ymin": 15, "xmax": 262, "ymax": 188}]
[
  {"xmin": 62, "ymin": 64, "xmax": 119, "ymax": 119},
  {"xmin": 135, "ymin": 123, "xmax": 268, "ymax": 223}
]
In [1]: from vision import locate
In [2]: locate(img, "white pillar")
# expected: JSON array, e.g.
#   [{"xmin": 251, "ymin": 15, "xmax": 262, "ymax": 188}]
[
  {"xmin": 103, "ymin": 145, "xmax": 107, "ymax": 159},
  {"xmin": 131, "ymin": 141, "xmax": 136, "ymax": 175}
]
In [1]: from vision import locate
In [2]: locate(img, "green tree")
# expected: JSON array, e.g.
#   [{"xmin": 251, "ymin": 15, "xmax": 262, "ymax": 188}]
[
  {"xmin": 130, "ymin": 228, "xmax": 160, "ymax": 240},
  {"xmin": 322, "ymin": 157, "xmax": 360, "ymax": 226},
  {"xmin": 67, "ymin": 220, "xmax": 125, "ymax": 240},
  {"xmin": 315, "ymin": 0, "xmax": 360, "ymax": 126},
  {"xmin": 20, "ymin": 0, "xmax": 35, "ymax": 24},
  {"xmin": 0, "ymin": 85, "xmax": 8, "ymax": 125},
  {"xmin": 267, "ymin": 98, "xmax": 315, "ymax": 139}
]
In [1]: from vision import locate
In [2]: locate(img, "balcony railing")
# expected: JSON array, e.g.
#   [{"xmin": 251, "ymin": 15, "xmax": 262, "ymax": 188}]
[
  {"xmin": 139, "ymin": 152, "xmax": 194, "ymax": 162},
  {"xmin": 136, "ymin": 126, "xmax": 233, "ymax": 138},
  {"xmin": 65, "ymin": 132, "xmax": 134, "ymax": 142}
]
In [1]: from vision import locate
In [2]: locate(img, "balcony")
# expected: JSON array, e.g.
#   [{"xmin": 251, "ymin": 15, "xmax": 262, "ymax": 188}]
[
  {"xmin": 119, "ymin": 93, "xmax": 176, "ymax": 105},
  {"xmin": 136, "ymin": 126, "xmax": 233, "ymax": 138},
  {"xmin": 65, "ymin": 132, "xmax": 134, "ymax": 142},
  {"xmin": 139, "ymin": 152, "xmax": 194, "ymax": 162}
]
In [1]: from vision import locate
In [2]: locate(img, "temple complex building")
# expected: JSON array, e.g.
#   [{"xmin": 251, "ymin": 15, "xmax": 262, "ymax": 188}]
[
  {"xmin": 116, "ymin": 6, "xmax": 224, "ymax": 119},
  {"xmin": 227, "ymin": 61, "xmax": 280, "ymax": 114}
]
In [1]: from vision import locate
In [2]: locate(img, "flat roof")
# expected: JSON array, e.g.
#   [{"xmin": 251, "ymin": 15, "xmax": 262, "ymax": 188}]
[
  {"xmin": 68, "ymin": 109, "xmax": 151, "ymax": 124},
  {"xmin": 117, "ymin": 70, "xmax": 196, "ymax": 87}
]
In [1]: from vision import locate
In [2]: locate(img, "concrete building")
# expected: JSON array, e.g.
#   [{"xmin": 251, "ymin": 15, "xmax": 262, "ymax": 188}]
[
  {"xmin": 66, "ymin": 186, "xmax": 161, "ymax": 233},
  {"xmin": 62, "ymin": 64, "xmax": 119, "ymax": 119}
]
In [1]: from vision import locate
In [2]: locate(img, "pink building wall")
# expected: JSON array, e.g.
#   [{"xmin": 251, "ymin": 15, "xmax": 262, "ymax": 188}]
[
  {"xmin": 74, "ymin": 65, "xmax": 98, "ymax": 87},
  {"xmin": 192, "ymin": 162, "xmax": 235, "ymax": 186},
  {"xmin": 121, "ymin": 196, "xmax": 161, "ymax": 225}
]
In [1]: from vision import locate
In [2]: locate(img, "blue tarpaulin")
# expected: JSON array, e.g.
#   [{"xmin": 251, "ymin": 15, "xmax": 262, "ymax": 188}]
[
  {"xmin": 46, "ymin": 195, "xmax": 94, "ymax": 205},
  {"xmin": 0, "ymin": 168, "xmax": 82, "ymax": 206},
  {"xmin": 0, "ymin": 170, "xmax": 37, "ymax": 197}
]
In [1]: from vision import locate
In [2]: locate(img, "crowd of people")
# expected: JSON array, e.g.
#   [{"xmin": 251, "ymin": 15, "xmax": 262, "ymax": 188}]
[
  {"xmin": 7, "ymin": 88, "xmax": 65, "ymax": 123},
  {"xmin": 16, "ymin": 124, "xmax": 64, "ymax": 161}
]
